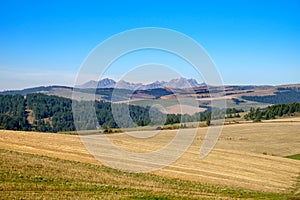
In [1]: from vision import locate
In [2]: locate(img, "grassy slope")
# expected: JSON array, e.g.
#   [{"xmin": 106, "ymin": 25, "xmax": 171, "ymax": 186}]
[
  {"xmin": 286, "ymin": 154, "xmax": 300, "ymax": 160},
  {"xmin": 1, "ymin": 149, "xmax": 299, "ymax": 200},
  {"xmin": 1, "ymin": 121, "xmax": 300, "ymax": 193}
]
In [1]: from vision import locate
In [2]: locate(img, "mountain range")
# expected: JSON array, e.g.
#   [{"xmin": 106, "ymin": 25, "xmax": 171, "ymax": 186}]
[
  {"xmin": 78, "ymin": 77, "xmax": 207, "ymax": 90},
  {"xmin": 1, "ymin": 77, "xmax": 300, "ymax": 114}
]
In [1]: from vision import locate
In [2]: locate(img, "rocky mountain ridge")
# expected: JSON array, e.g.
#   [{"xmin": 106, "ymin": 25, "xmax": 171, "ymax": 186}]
[{"xmin": 79, "ymin": 77, "xmax": 207, "ymax": 90}]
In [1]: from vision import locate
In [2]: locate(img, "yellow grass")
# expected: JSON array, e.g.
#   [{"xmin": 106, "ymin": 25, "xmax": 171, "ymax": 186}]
[
  {"xmin": 3, "ymin": 149, "xmax": 298, "ymax": 199},
  {"xmin": 0, "ymin": 130, "xmax": 100, "ymax": 165},
  {"xmin": 163, "ymin": 104, "xmax": 206, "ymax": 114},
  {"xmin": 0, "ymin": 120, "xmax": 299, "ymax": 193}
]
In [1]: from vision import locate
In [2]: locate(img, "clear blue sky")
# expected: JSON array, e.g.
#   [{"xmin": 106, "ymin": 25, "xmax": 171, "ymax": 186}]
[{"xmin": 0, "ymin": 0, "xmax": 299, "ymax": 90}]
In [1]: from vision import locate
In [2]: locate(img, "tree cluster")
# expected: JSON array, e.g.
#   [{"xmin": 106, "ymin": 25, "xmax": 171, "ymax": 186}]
[
  {"xmin": 244, "ymin": 102, "xmax": 300, "ymax": 121},
  {"xmin": 2, "ymin": 93, "xmax": 299, "ymax": 133},
  {"xmin": 0, "ymin": 94, "xmax": 166, "ymax": 132},
  {"xmin": 0, "ymin": 95, "xmax": 30, "ymax": 130},
  {"xmin": 226, "ymin": 108, "xmax": 243, "ymax": 118}
]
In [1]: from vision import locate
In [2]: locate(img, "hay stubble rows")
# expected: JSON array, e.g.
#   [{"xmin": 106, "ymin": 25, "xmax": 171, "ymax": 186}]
[{"xmin": 0, "ymin": 121, "xmax": 299, "ymax": 194}]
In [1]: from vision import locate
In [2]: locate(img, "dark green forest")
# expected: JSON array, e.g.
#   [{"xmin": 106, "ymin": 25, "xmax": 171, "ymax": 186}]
[
  {"xmin": 0, "ymin": 94, "xmax": 163, "ymax": 132},
  {"xmin": 244, "ymin": 102, "xmax": 300, "ymax": 121},
  {"xmin": 0, "ymin": 93, "xmax": 223, "ymax": 133},
  {"xmin": 1, "ymin": 93, "xmax": 300, "ymax": 133},
  {"xmin": 242, "ymin": 88, "xmax": 300, "ymax": 104},
  {"xmin": 0, "ymin": 94, "xmax": 210, "ymax": 133},
  {"xmin": 0, "ymin": 94, "xmax": 29, "ymax": 130}
]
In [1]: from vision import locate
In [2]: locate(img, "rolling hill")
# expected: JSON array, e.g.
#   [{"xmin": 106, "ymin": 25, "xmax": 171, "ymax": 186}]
[
  {"xmin": 1, "ymin": 79, "xmax": 300, "ymax": 115},
  {"xmin": 0, "ymin": 119, "xmax": 299, "ymax": 199}
]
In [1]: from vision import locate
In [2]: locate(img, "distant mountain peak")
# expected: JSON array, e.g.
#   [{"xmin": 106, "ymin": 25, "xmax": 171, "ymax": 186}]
[
  {"xmin": 115, "ymin": 80, "xmax": 143, "ymax": 90},
  {"xmin": 79, "ymin": 77, "xmax": 204, "ymax": 90},
  {"xmin": 164, "ymin": 77, "xmax": 203, "ymax": 89},
  {"xmin": 97, "ymin": 78, "xmax": 116, "ymax": 88}
]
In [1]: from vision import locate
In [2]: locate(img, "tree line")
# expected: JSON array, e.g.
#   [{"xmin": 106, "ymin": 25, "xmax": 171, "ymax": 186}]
[
  {"xmin": 244, "ymin": 102, "xmax": 300, "ymax": 121},
  {"xmin": 0, "ymin": 93, "xmax": 194, "ymax": 132},
  {"xmin": 241, "ymin": 88, "xmax": 300, "ymax": 104},
  {"xmin": 0, "ymin": 93, "xmax": 224, "ymax": 132},
  {"xmin": 0, "ymin": 94, "xmax": 30, "ymax": 130},
  {"xmin": 1, "ymin": 93, "xmax": 299, "ymax": 133}
]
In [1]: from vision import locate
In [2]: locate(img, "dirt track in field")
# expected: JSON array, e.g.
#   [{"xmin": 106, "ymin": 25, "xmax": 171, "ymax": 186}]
[{"xmin": 0, "ymin": 121, "xmax": 299, "ymax": 193}]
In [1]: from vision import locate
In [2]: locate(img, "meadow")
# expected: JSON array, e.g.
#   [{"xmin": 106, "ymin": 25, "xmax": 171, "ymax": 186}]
[
  {"xmin": 1, "ymin": 119, "xmax": 300, "ymax": 199},
  {"xmin": 2, "ymin": 149, "xmax": 298, "ymax": 200}
]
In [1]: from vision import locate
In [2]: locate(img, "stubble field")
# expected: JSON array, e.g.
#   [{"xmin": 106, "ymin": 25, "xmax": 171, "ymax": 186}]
[{"xmin": 0, "ymin": 119, "xmax": 299, "ymax": 199}]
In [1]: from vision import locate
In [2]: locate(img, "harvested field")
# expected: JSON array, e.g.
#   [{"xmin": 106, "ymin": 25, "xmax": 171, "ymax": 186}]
[
  {"xmin": 162, "ymin": 104, "xmax": 206, "ymax": 114},
  {"xmin": 0, "ymin": 120, "xmax": 299, "ymax": 194},
  {"xmin": 0, "ymin": 130, "xmax": 99, "ymax": 165},
  {"xmin": 2, "ymin": 149, "xmax": 297, "ymax": 199}
]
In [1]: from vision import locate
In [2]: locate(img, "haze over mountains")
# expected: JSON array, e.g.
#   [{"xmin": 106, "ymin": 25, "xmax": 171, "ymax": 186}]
[
  {"xmin": 79, "ymin": 77, "xmax": 207, "ymax": 90},
  {"xmin": 1, "ymin": 76, "xmax": 300, "ymax": 114}
]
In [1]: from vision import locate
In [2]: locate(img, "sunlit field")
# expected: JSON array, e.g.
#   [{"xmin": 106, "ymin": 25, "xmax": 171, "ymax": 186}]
[{"xmin": 1, "ymin": 119, "xmax": 299, "ymax": 199}]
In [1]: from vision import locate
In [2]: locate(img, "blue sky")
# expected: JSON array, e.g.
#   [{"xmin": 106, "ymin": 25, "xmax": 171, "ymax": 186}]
[{"xmin": 0, "ymin": 0, "xmax": 299, "ymax": 90}]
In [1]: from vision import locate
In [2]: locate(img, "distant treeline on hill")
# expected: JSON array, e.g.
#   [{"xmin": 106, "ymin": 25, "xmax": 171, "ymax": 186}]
[
  {"xmin": 244, "ymin": 102, "xmax": 300, "ymax": 121},
  {"xmin": 1, "ymin": 93, "xmax": 299, "ymax": 133},
  {"xmin": 242, "ymin": 88, "xmax": 300, "ymax": 104},
  {"xmin": 0, "ymin": 94, "xmax": 161, "ymax": 132},
  {"xmin": 0, "ymin": 94, "xmax": 29, "ymax": 131},
  {"xmin": 0, "ymin": 94, "xmax": 213, "ymax": 133}
]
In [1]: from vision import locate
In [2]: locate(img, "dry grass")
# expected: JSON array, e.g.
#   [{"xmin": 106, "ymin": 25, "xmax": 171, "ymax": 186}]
[
  {"xmin": 104, "ymin": 122, "xmax": 300, "ymax": 192},
  {"xmin": 0, "ymin": 130, "xmax": 99, "ymax": 165},
  {"xmin": 0, "ymin": 120, "xmax": 300, "ymax": 195},
  {"xmin": 216, "ymin": 122, "xmax": 300, "ymax": 156},
  {"xmin": 1, "ymin": 149, "xmax": 299, "ymax": 199},
  {"xmin": 162, "ymin": 104, "xmax": 206, "ymax": 114}
]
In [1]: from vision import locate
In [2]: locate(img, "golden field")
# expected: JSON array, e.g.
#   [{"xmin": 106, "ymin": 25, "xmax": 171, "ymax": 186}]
[{"xmin": 1, "ymin": 119, "xmax": 299, "ymax": 197}]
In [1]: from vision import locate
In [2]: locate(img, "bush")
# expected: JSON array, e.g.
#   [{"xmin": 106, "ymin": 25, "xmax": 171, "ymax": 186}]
[{"xmin": 206, "ymin": 119, "xmax": 211, "ymax": 126}]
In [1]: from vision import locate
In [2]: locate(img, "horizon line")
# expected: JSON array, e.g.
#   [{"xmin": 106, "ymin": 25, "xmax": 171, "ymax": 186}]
[{"xmin": 1, "ymin": 81, "xmax": 300, "ymax": 92}]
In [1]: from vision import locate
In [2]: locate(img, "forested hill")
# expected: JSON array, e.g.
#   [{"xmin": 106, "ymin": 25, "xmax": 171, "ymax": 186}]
[
  {"xmin": 0, "ymin": 86, "xmax": 72, "ymax": 96},
  {"xmin": 1, "ymin": 93, "xmax": 300, "ymax": 133},
  {"xmin": 0, "ymin": 93, "xmax": 163, "ymax": 133},
  {"xmin": 0, "ymin": 93, "xmax": 214, "ymax": 133},
  {"xmin": 0, "ymin": 93, "xmax": 213, "ymax": 133},
  {"xmin": 242, "ymin": 87, "xmax": 300, "ymax": 104},
  {"xmin": 244, "ymin": 102, "xmax": 300, "ymax": 121}
]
